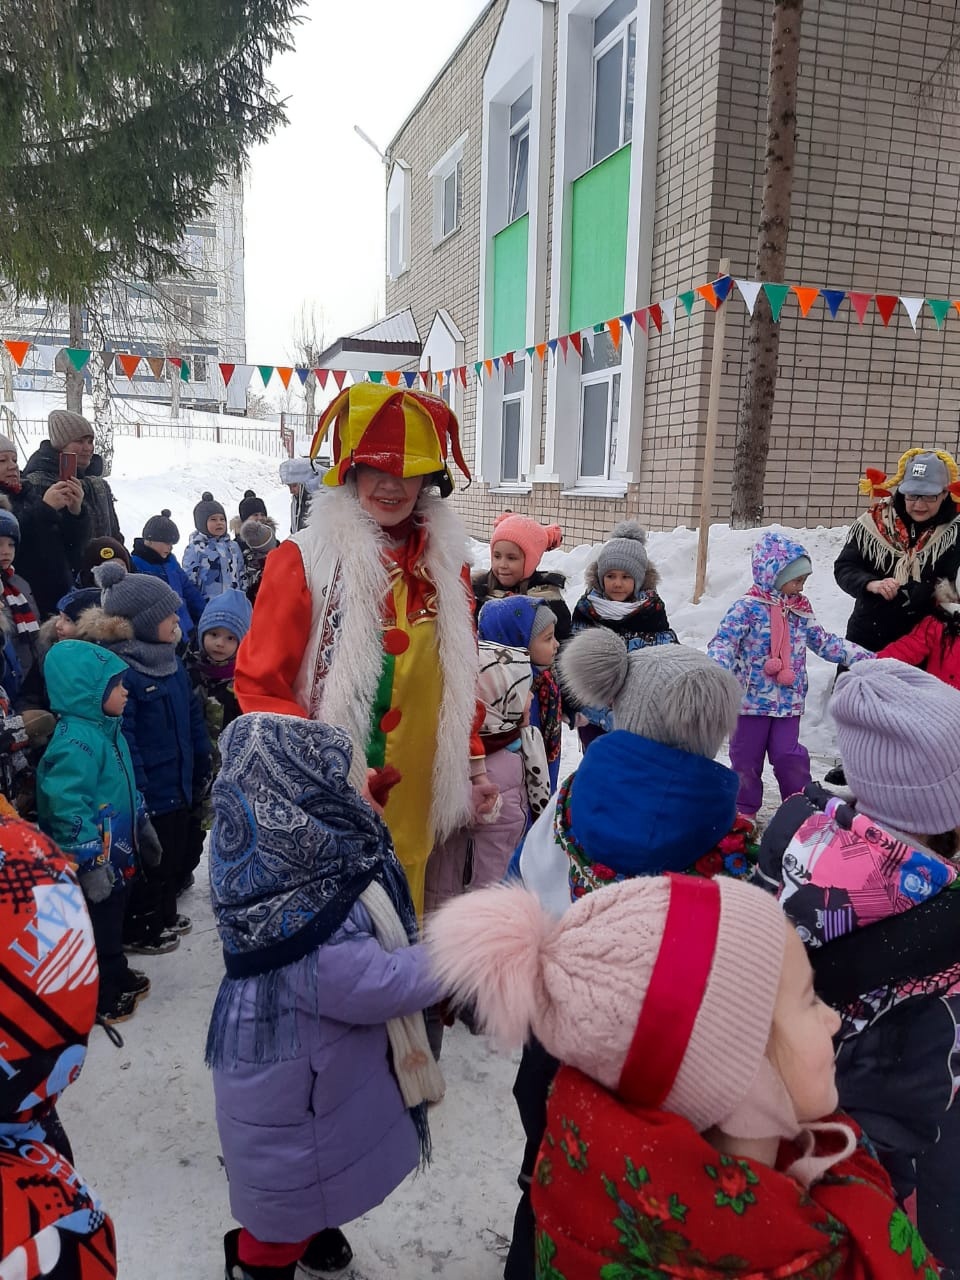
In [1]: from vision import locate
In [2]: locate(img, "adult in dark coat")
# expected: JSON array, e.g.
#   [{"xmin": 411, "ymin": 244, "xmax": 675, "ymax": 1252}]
[
  {"xmin": 0, "ymin": 432, "xmax": 90, "ymax": 618},
  {"xmin": 834, "ymin": 448, "xmax": 960, "ymax": 651},
  {"xmin": 21, "ymin": 410, "xmax": 123, "ymax": 546}
]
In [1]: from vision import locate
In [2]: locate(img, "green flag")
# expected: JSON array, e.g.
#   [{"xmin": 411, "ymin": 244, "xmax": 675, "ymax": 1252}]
[
  {"xmin": 678, "ymin": 291, "xmax": 695, "ymax": 316},
  {"xmin": 64, "ymin": 347, "xmax": 90, "ymax": 372},
  {"xmin": 926, "ymin": 298, "xmax": 952, "ymax": 329},
  {"xmin": 762, "ymin": 283, "xmax": 791, "ymax": 322}
]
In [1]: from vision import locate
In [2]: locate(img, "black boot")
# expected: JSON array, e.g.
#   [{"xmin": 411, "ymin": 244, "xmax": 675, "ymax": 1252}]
[
  {"xmin": 299, "ymin": 1228, "xmax": 354, "ymax": 1277},
  {"xmin": 223, "ymin": 1229, "xmax": 298, "ymax": 1280}
]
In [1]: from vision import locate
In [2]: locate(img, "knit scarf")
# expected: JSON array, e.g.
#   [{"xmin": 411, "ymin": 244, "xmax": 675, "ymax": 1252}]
[
  {"xmin": 109, "ymin": 635, "xmax": 178, "ymax": 677},
  {"xmin": 847, "ymin": 499, "xmax": 960, "ymax": 585},
  {"xmin": 534, "ymin": 1067, "xmax": 937, "ymax": 1280},
  {"xmin": 2, "ymin": 568, "xmax": 38, "ymax": 636},
  {"xmin": 535, "ymin": 666, "xmax": 562, "ymax": 765},
  {"xmin": 582, "ymin": 588, "xmax": 666, "ymax": 624}
]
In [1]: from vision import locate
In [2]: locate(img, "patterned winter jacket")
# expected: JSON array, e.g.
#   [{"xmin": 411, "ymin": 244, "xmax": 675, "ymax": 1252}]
[
  {"xmin": 708, "ymin": 531, "xmax": 871, "ymax": 717},
  {"xmin": 182, "ymin": 529, "xmax": 247, "ymax": 602}
]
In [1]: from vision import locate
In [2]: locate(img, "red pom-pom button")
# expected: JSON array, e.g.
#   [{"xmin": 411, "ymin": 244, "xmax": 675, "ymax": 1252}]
[
  {"xmin": 380, "ymin": 708, "xmax": 403, "ymax": 733},
  {"xmin": 383, "ymin": 628, "xmax": 410, "ymax": 656}
]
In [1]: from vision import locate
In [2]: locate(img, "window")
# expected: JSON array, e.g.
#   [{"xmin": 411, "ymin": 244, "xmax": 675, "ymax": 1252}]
[
  {"xmin": 500, "ymin": 361, "xmax": 526, "ymax": 483},
  {"xmin": 386, "ymin": 163, "xmax": 411, "ymax": 278},
  {"xmin": 578, "ymin": 332, "xmax": 621, "ymax": 480},
  {"xmin": 193, "ymin": 354, "xmax": 208, "ymax": 383},
  {"xmin": 190, "ymin": 296, "xmax": 206, "ymax": 331},
  {"xmin": 430, "ymin": 133, "xmax": 467, "ymax": 246},
  {"xmin": 508, "ymin": 88, "xmax": 532, "ymax": 223},
  {"xmin": 592, "ymin": 0, "xmax": 637, "ymax": 166}
]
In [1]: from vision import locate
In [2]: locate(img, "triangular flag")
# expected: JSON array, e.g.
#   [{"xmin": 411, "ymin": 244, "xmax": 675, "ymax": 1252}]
[
  {"xmin": 434, "ymin": 371, "xmax": 444, "ymax": 388},
  {"xmin": 218, "ymin": 362, "xmax": 236, "ymax": 386},
  {"xmin": 848, "ymin": 292, "xmax": 872, "ymax": 324},
  {"xmin": 146, "ymin": 356, "xmax": 166, "ymax": 380},
  {"xmin": 607, "ymin": 318, "xmax": 622, "ymax": 350},
  {"xmin": 593, "ymin": 323, "xmax": 606, "ymax": 334},
  {"xmin": 403, "ymin": 371, "xmax": 418, "ymax": 388},
  {"xmin": 99, "ymin": 350, "xmax": 115, "ymax": 375},
  {"xmin": 525, "ymin": 346, "xmax": 535, "ymax": 359},
  {"xmin": 581, "ymin": 329, "xmax": 595, "ymax": 358},
  {"xmin": 648, "ymin": 303, "xmax": 663, "ymax": 333},
  {"xmin": 473, "ymin": 363, "xmax": 483, "ymax": 380},
  {"xmin": 820, "ymin": 290, "xmax": 846, "ymax": 319},
  {"xmin": 458, "ymin": 366, "xmax": 467, "ymax": 387},
  {"xmin": 2, "ymin": 341, "xmax": 30, "ymax": 368},
  {"xmin": 678, "ymin": 291, "xmax": 695, "ymax": 316},
  {"xmin": 927, "ymin": 298, "xmax": 952, "ymax": 329},
  {"xmin": 633, "ymin": 309, "xmax": 648, "ymax": 335},
  {"xmin": 535, "ymin": 343, "xmax": 547, "ymax": 363},
  {"xmin": 484, "ymin": 360, "xmax": 493, "ymax": 378},
  {"xmin": 349, "ymin": 371, "xmax": 367, "ymax": 386},
  {"xmin": 167, "ymin": 356, "xmax": 181, "ymax": 375},
  {"xmin": 117, "ymin": 353, "xmax": 141, "ymax": 379},
  {"xmin": 547, "ymin": 340, "xmax": 558, "ymax": 359},
  {"xmin": 953, "ymin": 301, "xmax": 960, "ymax": 319},
  {"xmin": 179, "ymin": 359, "xmax": 190, "ymax": 382},
  {"xmin": 696, "ymin": 283, "xmax": 719, "ymax": 309},
  {"xmin": 295, "ymin": 367, "xmax": 310, "ymax": 386},
  {"xmin": 64, "ymin": 347, "xmax": 91, "ymax": 373},
  {"xmin": 368, "ymin": 370, "xmax": 384, "ymax": 384},
  {"xmin": 503, "ymin": 351, "xmax": 515, "ymax": 371},
  {"xmin": 714, "ymin": 276, "xmax": 734, "ymax": 303},
  {"xmin": 257, "ymin": 365, "xmax": 274, "ymax": 386},
  {"xmin": 619, "ymin": 314, "xmax": 634, "ymax": 337},
  {"xmin": 899, "ymin": 296, "xmax": 925, "ymax": 331},
  {"xmin": 762, "ymin": 283, "xmax": 791, "ymax": 322},
  {"xmin": 493, "ymin": 357, "xmax": 501, "ymax": 373},
  {"xmin": 421, "ymin": 370, "xmax": 433, "ymax": 387},
  {"xmin": 316, "ymin": 369, "xmax": 330, "ymax": 390},
  {"xmin": 332, "ymin": 370, "xmax": 346, "ymax": 389},
  {"xmin": 569, "ymin": 331, "xmax": 583, "ymax": 358},
  {"xmin": 384, "ymin": 370, "xmax": 401, "ymax": 387},
  {"xmin": 31, "ymin": 343, "xmax": 59, "ymax": 371},
  {"xmin": 661, "ymin": 298, "xmax": 677, "ymax": 333},
  {"xmin": 791, "ymin": 286, "xmax": 820, "ymax": 318},
  {"xmin": 875, "ymin": 295, "xmax": 898, "ymax": 326},
  {"xmin": 735, "ymin": 280, "xmax": 763, "ymax": 316},
  {"xmin": 231, "ymin": 364, "xmax": 255, "ymax": 393},
  {"xmin": 558, "ymin": 335, "xmax": 570, "ymax": 360}
]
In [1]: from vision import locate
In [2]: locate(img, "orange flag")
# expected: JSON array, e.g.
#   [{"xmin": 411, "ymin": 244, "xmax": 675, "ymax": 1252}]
[
  {"xmin": 484, "ymin": 360, "xmax": 494, "ymax": 378},
  {"xmin": 607, "ymin": 318, "xmax": 622, "ymax": 350},
  {"xmin": 695, "ymin": 283, "xmax": 719, "ymax": 310},
  {"xmin": 3, "ymin": 341, "xmax": 29, "ymax": 367},
  {"xmin": 384, "ymin": 370, "xmax": 401, "ymax": 387},
  {"xmin": 791, "ymin": 286, "xmax": 820, "ymax": 318},
  {"xmin": 952, "ymin": 300, "xmax": 960, "ymax": 318},
  {"xmin": 535, "ymin": 343, "xmax": 548, "ymax": 363},
  {"xmin": 276, "ymin": 366, "xmax": 293, "ymax": 389},
  {"xmin": 117, "ymin": 353, "xmax": 141, "ymax": 379}
]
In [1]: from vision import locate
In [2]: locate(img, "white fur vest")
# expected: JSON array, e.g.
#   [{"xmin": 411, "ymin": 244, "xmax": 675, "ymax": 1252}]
[{"xmin": 290, "ymin": 487, "xmax": 477, "ymax": 839}]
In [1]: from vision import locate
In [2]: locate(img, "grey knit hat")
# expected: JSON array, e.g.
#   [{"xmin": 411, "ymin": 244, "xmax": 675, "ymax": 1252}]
[
  {"xmin": 193, "ymin": 491, "xmax": 226, "ymax": 533},
  {"xmin": 240, "ymin": 515, "xmax": 277, "ymax": 555},
  {"xmin": 596, "ymin": 522, "xmax": 649, "ymax": 594},
  {"xmin": 94, "ymin": 560, "xmax": 182, "ymax": 642},
  {"xmin": 48, "ymin": 410, "xmax": 94, "ymax": 451},
  {"xmin": 833, "ymin": 658, "xmax": 960, "ymax": 835},
  {"xmin": 0, "ymin": 435, "xmax": 17, "ymax": 456},
  {"xmin": 560, "ymin": 630, "xmax": 742, "ymax": 759},
  {"xmin": 530, "ymin": 604, "xmax": 556, "ymax": 640},
  {"xmin": 142, "ymin": 509, "xmax": 180, "ymax": 545}
]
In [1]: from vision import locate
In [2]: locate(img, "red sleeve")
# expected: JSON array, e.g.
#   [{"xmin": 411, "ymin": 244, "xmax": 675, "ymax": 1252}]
[
  {"xmin": 235, "ymin": 540, "xmax": 313, "ymax": 717},
  {"xmin": 878, "ymin": 615, "xmax": 937, "ymax": 666},
  {"xmin": 462, "ymin": 563, "xmax": 485, "ymax": 759}
]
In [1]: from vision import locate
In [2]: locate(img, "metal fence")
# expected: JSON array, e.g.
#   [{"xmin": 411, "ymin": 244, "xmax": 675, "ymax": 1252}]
[{"xmin": 12, "ymin": 416, "xmax": 289, "ymax": 458}]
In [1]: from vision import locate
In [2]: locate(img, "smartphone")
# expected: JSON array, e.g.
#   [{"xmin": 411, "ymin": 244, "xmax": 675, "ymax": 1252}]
[{"xmin": 58, "ymin": 452, "xmax": 77, "ymax": 482}]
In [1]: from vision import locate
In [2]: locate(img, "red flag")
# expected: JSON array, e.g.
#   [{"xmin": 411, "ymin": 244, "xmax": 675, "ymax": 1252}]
[
  {"xmin": 503, "ymin": 351, "xmax": 515, "ymax": 371},
  {"xmin": 648, "ymin": 303, "xmax": 663, "ymax": 332},
  {"xmin": 558, "ymin": 335, "xmax": 570, "ymax": 361},
  {"xmin": 848, "ymin": 292, "xmax": 872, "ymax": 324},
  {"xmin": 316, "ymin": 368, "xmax": 329, "ymax": 390},
  {"xmin": 569, "ymin": 332, "xmax": 583, "ymax": 358},
  {"xmin": 219, "ymin": 362, "xmax": 236, "ymax": 386},
  {"xmin": 633, "ymin": 309, "xmax": 648, "ymax": 335},
  {"xmin": 875, "ymin": 295, "xmax": 898, "ymax": 326},
  {"xmin": 458, "ymin": 366, "xmax": 467, "ymax": 387},
  {"xmin": 332, "ymin": 370, "xmax": 346, "ymax": 390},
  {"xmin": 420, "ymin": 370, "xmax": 432, "ymax": 388}
]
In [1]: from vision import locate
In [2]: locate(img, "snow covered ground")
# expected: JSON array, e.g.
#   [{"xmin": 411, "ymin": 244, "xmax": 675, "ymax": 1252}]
[{"xmin": 46, "ymin": 435, "xmax": 859, "ymax": 1277}]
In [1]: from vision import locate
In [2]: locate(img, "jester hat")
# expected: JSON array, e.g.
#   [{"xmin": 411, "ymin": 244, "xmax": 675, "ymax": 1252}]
[
  {"xmin": 311, "ymin": 383, "xmax": 470, "ymax": 495},
  {"xmin": 859, "ymin": 447, "xmax": 960, "ymax": 501}
]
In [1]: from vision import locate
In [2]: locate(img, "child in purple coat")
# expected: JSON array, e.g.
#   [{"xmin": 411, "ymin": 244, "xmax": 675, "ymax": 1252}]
[{"xmin": 206, "ymin": 713, "xmax": 445, "ymax": 1280}]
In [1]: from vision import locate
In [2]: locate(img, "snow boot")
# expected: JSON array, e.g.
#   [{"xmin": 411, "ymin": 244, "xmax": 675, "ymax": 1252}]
[
  {"xmin": 298, "ymin": 1229, "xmax": 353, "ymax": 1277},
  {"xmin": 98, "ymin": 990, "xmax": 137, "ymax": 1025},
  {"xmin": 223, "ymin": 1230, "xmax": 297, "ymax": 1280}
]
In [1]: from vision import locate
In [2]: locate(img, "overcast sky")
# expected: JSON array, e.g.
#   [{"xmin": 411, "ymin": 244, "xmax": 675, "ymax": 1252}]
[{"xmin": 244, "ymin": 0, "xmax": 489, "ymax": 366}]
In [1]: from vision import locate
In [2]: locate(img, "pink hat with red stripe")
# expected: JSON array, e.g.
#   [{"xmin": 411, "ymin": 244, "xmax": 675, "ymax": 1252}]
[{"xmin": 427, "ymin": 874, "xmax": 787, "ymax": 1133}]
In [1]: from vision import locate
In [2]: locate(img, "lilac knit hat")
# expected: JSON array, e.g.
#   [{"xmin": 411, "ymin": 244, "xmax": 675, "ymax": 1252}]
[{"xmin": 427, "ymin": 874, "xmax": 787, "ymax": 1133}]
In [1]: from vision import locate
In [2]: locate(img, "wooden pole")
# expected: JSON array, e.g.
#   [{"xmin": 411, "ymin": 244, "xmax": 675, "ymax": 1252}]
[{"xmin": 693, "ymin": 257, "xmax": 730, "ymax": 604}]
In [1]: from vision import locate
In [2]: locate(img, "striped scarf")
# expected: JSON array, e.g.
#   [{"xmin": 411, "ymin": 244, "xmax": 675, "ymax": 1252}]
[{"xmin": 2, "ymin": 568, "xmax": 38, "ymax": 636}]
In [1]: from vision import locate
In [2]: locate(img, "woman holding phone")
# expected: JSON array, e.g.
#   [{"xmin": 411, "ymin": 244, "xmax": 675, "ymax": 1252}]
[{"xmin": 21, "ymin": 409, "xmax": 123, "ymax": 553}]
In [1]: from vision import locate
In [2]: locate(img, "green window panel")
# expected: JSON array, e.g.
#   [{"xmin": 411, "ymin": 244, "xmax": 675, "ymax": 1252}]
[
  {"xmin": 491, "ymin": 214, "xmax": 529, "ymax": 357},
  {"xmin": 568, "ymin": 144, "xmax": 631, "ymax": 334}
]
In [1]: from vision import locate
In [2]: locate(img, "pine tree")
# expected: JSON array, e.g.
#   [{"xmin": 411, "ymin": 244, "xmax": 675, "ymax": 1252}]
[{"xmin": 0, "ymin": 0, "xmax": 302, "ymax": 300}]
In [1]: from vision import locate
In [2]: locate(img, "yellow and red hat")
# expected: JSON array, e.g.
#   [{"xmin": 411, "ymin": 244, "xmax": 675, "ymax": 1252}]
[{"xmin": 310, "ymin": 383, "xmax": 470, "ymax": 493}]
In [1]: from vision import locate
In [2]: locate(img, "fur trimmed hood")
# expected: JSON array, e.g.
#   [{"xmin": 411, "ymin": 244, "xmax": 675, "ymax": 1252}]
[
  {"xmin": 935, "ymin": 575, "xmax": 960, "ymax": 610},
  {"xmin": 74, "ymin": 607, "xmax": 135, "ymax": 645},
  {"xmin": 584, "ymin": 558, "xmax": 659, "ymax": 596}
]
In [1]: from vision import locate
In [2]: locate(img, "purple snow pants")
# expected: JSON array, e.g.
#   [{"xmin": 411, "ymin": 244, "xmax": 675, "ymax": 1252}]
[{"xmin": 728, "ymin": 714, "xmax": 811, "ymax": 817}]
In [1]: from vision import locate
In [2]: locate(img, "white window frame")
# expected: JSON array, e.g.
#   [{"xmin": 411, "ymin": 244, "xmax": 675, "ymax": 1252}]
[
  {"xmin": 591, "ymin": 1, "xmax": 637, "ymax": 167},
  {"xmin": 429, "ymin": 133, "xmax": 468, "ymax": 247},
  {"xmin": 499, "ymin": 361, "xmax": 526, "ymax": 485},
  {"xmin": 577, "ymin": 334, "xmax": 622, "ymax": 482},
  {"xmin": 386, "ymin": 162, "xmax": 411, "ymax": 279},
  {"xmin": 508, "ymin": 88, "xmax": 532, "ymax": 224}
]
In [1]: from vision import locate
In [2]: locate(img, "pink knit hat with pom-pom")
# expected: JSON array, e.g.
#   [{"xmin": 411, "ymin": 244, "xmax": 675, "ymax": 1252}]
[
  {"xmin": 427, "ymin": 873, "xmax": 787, "ymax": 1134},
  {"xmin": 491, "ymin": 513, "xmax": 562, "ymax": 580}
]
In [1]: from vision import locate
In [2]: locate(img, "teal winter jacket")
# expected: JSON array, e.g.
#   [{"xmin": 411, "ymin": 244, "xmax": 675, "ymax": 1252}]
[{"xmin": 37, "ymin": 640, "xmax": 144, "ymax": 884}]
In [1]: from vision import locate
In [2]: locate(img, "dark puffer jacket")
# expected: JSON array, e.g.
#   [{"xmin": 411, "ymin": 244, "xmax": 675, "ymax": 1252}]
[
  {"xmin": 21, "ymin": 441, "xmax": 123, "ymax": 544},
  {"xmin": 0, "ymin": 479, "xmax": 90, "ymax": 619},
  {"xmin": 834, "ymin": 492, "xmax": 960, "ymax": 650},
  {"xmin": 571, "ymin": 560, "xmax": 677, "ymax": 647},
  {"xmin": 472, "ymin": 568, "xmax": 572, "ymax": 641}
]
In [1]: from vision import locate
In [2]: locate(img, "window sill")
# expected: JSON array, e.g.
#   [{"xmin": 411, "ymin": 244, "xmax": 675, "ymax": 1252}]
[
  {"xmin": 433, "ymin": 226, "xmax": 461, "ymax": 250},
  {"xmin": 490, "ymin": 484, "xmax": 532, "ymax": 495},
  {"xmin": 562, "ymin": 482, "xmax": 628, "ymax": 499}
]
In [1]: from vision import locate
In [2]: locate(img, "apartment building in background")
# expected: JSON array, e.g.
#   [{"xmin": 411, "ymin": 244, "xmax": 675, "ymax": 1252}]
[
  {"xmin": 8, "ymin": 177, "xmax": 247, "ymax": 413},
  {"xmin": 386, "ymin": 0, "xmax": 960, "ymax": 541}
]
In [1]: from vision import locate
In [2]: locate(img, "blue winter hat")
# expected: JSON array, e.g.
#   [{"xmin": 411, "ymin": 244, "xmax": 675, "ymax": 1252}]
[
  {"xmin": 56, "ymin": 586, "xmax": 102, "ymax": 623},
  {"xmin": 478, "ymin": 596, "xmax": 554, "ymax": 648},
  {"xmin": 0, "ymin": 503, "xmax": 20, "ymax": 547},
  {"xmin": 198, "ymin": 589, "xmax": 252, "ymax": 644}
]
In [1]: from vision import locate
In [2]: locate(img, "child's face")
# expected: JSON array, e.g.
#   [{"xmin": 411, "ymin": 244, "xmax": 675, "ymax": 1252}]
[
  {"xmin": 768, "ymin": 927, "xmax": 841, "ymax": 1123},
  {"xmin": 156, "ymin": 614, "xmax": 181, "ymax": 645},
  {"xmin": 55, "ymin": 613, "xmax": 78, "ymax": 639},
  {"xmin": 602, "ymin": 569, "xmax": 635, "ymax": 602},
  {"xmin": 102, "ymin": 681, "xmax": 128, "ymax": 717},
  {"xmin": 779, "ymin": 573, "xmax": 810, "ymax": 597},
  {"xmin": 203, "ymin": 627, "xmax": 239, "ymax": 664},
  {"xmin": 144, "ymin": 538, "xmax": 173, "ymax": 558},
  {"xmin": 206, "ymin": 514, "xmax": 228, "ymax": 537},
  {"xmin": 491, "ymin": 540, "xmax": 526, "ymax": 588},
  {"xmin": 0, "ymin": 536, "xmax": 15, "ymax": 571},
  {"xmin": 246, "ymin": 511, "xmax": 269, "ymax": 524},
  {"xmin": 529, "ymin": 622, "xmax": 558, "ymax": 667}
]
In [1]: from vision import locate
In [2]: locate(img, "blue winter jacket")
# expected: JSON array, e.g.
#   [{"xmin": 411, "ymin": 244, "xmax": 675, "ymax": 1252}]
[
  {"xmin": 121, "ymin": 659, "xmax": 211, "ymax": 815},
  {"xmin": 707, "ymin": 531, "xmax": 871, "ymax": 717},
  {"xmin": 131, "ymin": 540, "xmax": 206, "ymax": 642}
]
